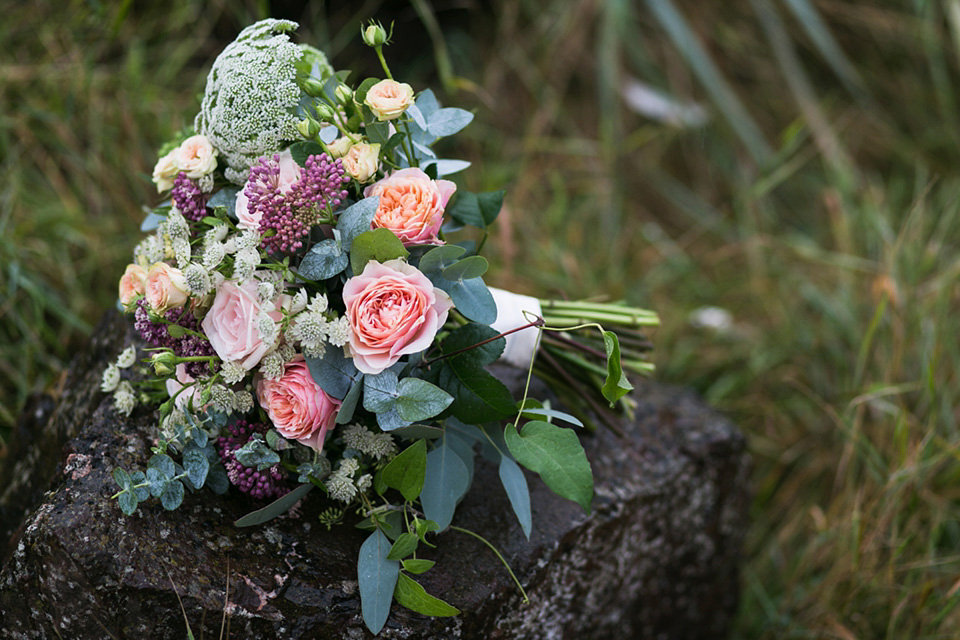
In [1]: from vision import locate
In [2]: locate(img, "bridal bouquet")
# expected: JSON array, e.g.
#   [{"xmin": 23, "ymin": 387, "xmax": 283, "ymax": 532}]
[{"xmin": 103, "ymin": 19, "xmax": 657, "ymax": 634}]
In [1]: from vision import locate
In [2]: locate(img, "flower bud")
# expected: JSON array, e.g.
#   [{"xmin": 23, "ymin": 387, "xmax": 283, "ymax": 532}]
[
  {"xmin": 326, "ymin": 136, "xmax": 354, "ymax": 159},
  {"xmin": 314, "ymin": 103, "xmax": 336, "ymax": 122},
  {"xmin": 362, "ymin": 23, "xmax": 387, "ymax": 47},
  {"xmin": 300, "ymin": 76, "xmax": 326, "ymax": 98},
  {"xmin": 151, "ymin": 351, "xmax": 178, "ymax": 377},
  {"xmin": 297, "ymin": 118, "xmax": 321, "ymax": 140},
  {"xmin": 334, "ymin": 84, "xmax": 353, "ymax": 104}
]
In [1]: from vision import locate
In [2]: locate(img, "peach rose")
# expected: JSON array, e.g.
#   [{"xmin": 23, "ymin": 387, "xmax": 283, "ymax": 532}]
[
  {"xmin": 364, "ymin": 79, "xmax": 414, "ymax": 121},
  {"xmin": 236, "ymin": 149, "xmax": 302, "ymax": 233},
  {"xmin": 145, "ymin": 262, "xmax": 189, "ymax": 313},
  {"xmin": 342, "ymin": 259, "xmax": 454, "ymax": 374},
  {"xmin": 342, "ymin": 142, "xmax": 380, "ymax": 183},
  {"xmin": 119, "ymin": 264, "xmax": 148, "ymax": 306},
  {"xmin": 175, "ymin": 135, "xmax": 218, "ymax": 179},
  {"xmin": 256, "ymin": 355, "xmax": 340, "ymax": 451},
  {"xmin": 152, "ymin": 150, "xmax": 179, "ymax": 193},
  {"xmin": 201, "ymin": 279, "xmax": 282, "ymax": 370},
  {"xmin": 364, "ymin": 168, "xmax": 456, "ymax": 246}
]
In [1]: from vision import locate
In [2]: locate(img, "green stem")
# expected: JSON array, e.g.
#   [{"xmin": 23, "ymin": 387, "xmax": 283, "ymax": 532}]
[
  {"xmin": 450, "ymin": 525, "xmax": 529, "ymax": 603},
  {"xmin": 542, "ymin": 310, "xmax": 660, "ymax": 327},
  {"xmin": 399, "ymin": 119, "xmax": 419, "ymax": 168},
  {"xmin": 540, "ymin": 299, "xmax": 658, "ymax": 318},
  {"xmin": 375, "ymin": 46, "xmax": 393, "ymax": 80}
]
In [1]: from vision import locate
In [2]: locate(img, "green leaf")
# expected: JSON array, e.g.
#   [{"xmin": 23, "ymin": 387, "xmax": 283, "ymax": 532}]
[
  {"xmin": 396, "ymin": 378, "xmax": 454, "ymax": 422},
  {"xmin": 518, "ymin": 407, "xmax": 584, "ymax": 428},
  {"xmin": 233, "ymin": 435, "xmax": 281, "ymax": 471},
  {"xmin": 358, "ymin": 529, "xmax": 399, "ymax": 635},
  {"xmin": 415, "ymin": 519, "xmax": 440, "ymax": 547},
  {"xmin": 389, "ymin": 424, "xmax": 445, "ymax": 440},
  {"xmin": 504, "ymin": 421, "xmax": 594, "ymax": 513},
  {"xmin": 355, "ymin": 510, "xmax": 404, "ymax": 541},
  {"xmin": 438, "ymin": 276, "xmax": 497, "ymax": 324},
  {"xmin": 205, "ymin": 464, "xmax": 230, "ymax": 495},
  {"xmin": 159, "ymin": 479, "xmax": 185, "ymax": 511},
  {"xmin": 146, "ymin": 467, "xmax": 167, "ymax": 498},
  {"xmin": 420, "ymin": 439, "xmax": 470, "ymax": 530},
  {"xmin": 381, "ymin": 440, "xmax": 428, "ymax": 502},
  {"xmin": 235, "ymin": 483, "xmax": 314, "ymax": 527},
  {"xmin": 117, "ymin": 490, "xmax": 138, "ymax": 515},
  {"xmin": 402, "ymin": 559, "xmax": 436, "ymax": 575},
  {"xmin": 426, "ymin": 107, "xmax": 474, "ymax": 137},
  {"xmin": 148, "ymin": 453, "xmax": 176, "ymax": 479},
  {"xmin": 442, "ymin": 323, "xmax": 505, "ymax": 368},
  {"xmin": 428, "ymin": 360, "xmax": 516, "ymax": 424},
  {"xmin": 350, "ymin": 228, "xmax": 409, "ymax": 275},
  {"xmin": 113, "ymin": 467, "xmax": 132, "ymax": 490},
  {"xmin": 418, "ymin": 245, "xmax": 466, "ymax": 278},
  {"xmin": 129, "ymin": 471, "xmax": 149, "ymax": 501},
  {"xmin": 363, "ymin": 370, "xmax": 400, "ymax": 414},
  {"xmin": 445, "ymin": 190, "xmax": 504, "ymax": 228},
  {"xmin": 299, "ymin": 238, "xmax": 349, "ymax": 280},
  {"xmin": 441, "ymin": 255, "xmax": 488, "ymax": 281},
  {"xmin": 601, "ymin": 331, "xmax": 633, "ymax": 406},
  {"xmin": 336, "ymin": 375, "xmax": 364, "ymax": 425},
  {"xmin": 306, "ymin": 347, "xmax": 361, "ymax": 400},
  {"xmin": 336, "ymin": 197, "xmax": 380, "ymax": 252},
  {"xmin": 498, "ymin": 455, "xmax": 532, "ymax": 540},
  {"xmin": 182, "ymin": 447, "xmax": 210, "ymax": 488},
  {"xmin": 394, "ymin": 573, "xmax": 460, "ymax": 617},
  {"xmin": 386, "ymin": 532, "xmax": 419, "ymax": 561},
  {"xmin": 289, "ymin": 141, "xmax": 327, "ymax": 168},
  {"xmin": 366, "ymin": 121, "xmax": 391, "ymax": 144}
]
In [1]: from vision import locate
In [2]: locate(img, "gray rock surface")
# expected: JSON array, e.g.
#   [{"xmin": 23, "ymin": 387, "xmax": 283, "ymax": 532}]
[{"xmin": 0, "ymin": 311, "xmax": 750, "ymax": 639}]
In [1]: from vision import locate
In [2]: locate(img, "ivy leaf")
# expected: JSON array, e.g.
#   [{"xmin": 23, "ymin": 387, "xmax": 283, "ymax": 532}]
[
  {"xmin": 504, "ymin": 421, "xmax": 594, "ymax": 513},
  {"xmin": 601, "ymin": 330, "xmax": 633, "ymax": 406},
  {"xmin": 159, "ymin": 479, "xmax": 185, "ymax": 511},
  {"xmin": 336, "ymin": 197, "xmax": 380, "ymax": 252},
  {"xmin": 420, "ymin": 439, "xmax": 470, "ymax": 531},
  {"xmin": 350, "ymin": 228, "xmax": 409, "ymax": 275},
  {"xmin": 299, "ymin": 237, "xmax": 349, "ymax": 280},
  {"xmin": 358, "ymin": 529, "xmax": 399, "ymax": 636},
  {"xmin": 395, "ymin": 378, "xmax": 454, "ymax": 422},
  {"xmin": 381, "ymin": 440, "xmax": 427, "ymax": 502},
  {"xmin": 306, "ymin": 347, "xmax": 361, "ymax": 400},
  {"xmin": 426, "ymin": 107, "xmax": 474, "ymax": 137},
  {"xmin": 402, "ymin": 559, "xmax": 435, "ymax": 575},
  {"xmin": 498, "ymin": 454, "xmax": 532, "ymax": 540},
  {"xmin": 393, "ymin": 573, "xmax": 460, "ymax": 617},
  {"xmin": 386, "ymin": 532, "xmax": 419, "ymax": 561},
  {"xmin": 235, "ymin": 483, "xmax": 314, "ymax": 527}
]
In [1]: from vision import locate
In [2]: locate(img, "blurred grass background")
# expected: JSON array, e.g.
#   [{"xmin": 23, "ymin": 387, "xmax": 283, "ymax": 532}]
[{"xmin": 3, "ymin": 0, "xmax": 960, "ymax": 636}]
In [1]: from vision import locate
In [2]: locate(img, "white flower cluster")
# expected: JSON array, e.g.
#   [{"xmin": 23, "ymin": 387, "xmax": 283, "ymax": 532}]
[
  {"xmin": 285, "ymin": 293, "xmax": 350, "ymax": 358},
  {"xmin": 207, "ymin": 385, "xmax": 254, "ymax": 415},
  {"xmin": 341, "ymin": 424, "xmax": 397, "ymax": 460},
  {"xmin": 325, "ymin": 457, "xmax": 372, "ymax": 504},
  {"xmin": 102, "ymin": 346, "xmax": 137, "ymax": 394}
]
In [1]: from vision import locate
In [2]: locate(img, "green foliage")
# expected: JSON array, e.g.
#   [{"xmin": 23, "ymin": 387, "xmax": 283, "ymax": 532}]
[
  {"xmin": 504, "ymin": 421, "xmax": 593, "ymax": 513},
  {"xmin": 349, "ymin": 228, "xmax": 409, "ymax": 275},
  {"xmin": 358, "ymin": 529, "xmax": 399, "ymax": 635},
  {"xmin": 381, "ymin": 440, "xmax": 427, "ymax": 502},
  {"xmin": 234, "ymin": 483, "xmax": 314, "ymax": 527},
  {"xmin": 393, "ymin": 573, "xmax": 460, "ymax": 617}
]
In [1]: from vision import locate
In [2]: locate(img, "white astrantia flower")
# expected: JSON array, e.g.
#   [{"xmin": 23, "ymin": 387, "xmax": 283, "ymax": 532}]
[
  {"xmin": 338, "ymin": 457, "xmax": 360, "ymax": 477},
  {"xmin": 289, "ymin": 289, "xmax": 309, "ymax": 314},
  {"xmin": 113, "ymin": 381, "xmax": 136, "ymax": 416},
  {"xmin": 287, "ymin": 312, "xmax": 328, "ymax": 357},
  {"xmin": 173, "ymin": 237, "xmax": 192, "ymax": 269},
  {"xmin": 235, "ymin": 230, "xmax": 260, "ymax": 251},
  {"xmin": 256, "ymin": 309, "xmax": 279, "ymax": 344},
  {"xmin": 116, "ymin": 346, "xmax": 137, "ymax": 369},
  {"xmin": 202, "ymin": 242, "xmax": 226, "ymax": 270},
  {"xmin": 257, "ymin": 281, "xmax": 276, "ymax": 304},
  {"xmin": 234, "ymin": 247, "xmax": 261, "ymax": 282},
  {"xmin": 259, "ymin": 350, "xmax": 286, "ymax": 381},
  {"xmin": 134, "ymin": 235, "xmax": 164, "ymax": 265},
  {"xmin": 221, "ymin": 360, "xmax": 246, "ymax": 385},
  {"xmin": 234, "ymin": 390, "xmax": 254, "ymax": 414},
  {"xmin": 342, "ymin": 424, "xmax": 371, "ymax": 451},
  {"xmin": 326, "ymin": 474, "xmax": 357, "ymax": 503},
  {"xmin": 356, "ymin": 474, "xmax": 372, "ymax": 493},
  {"xmin": 209, "ymin": 385, "xmax": 236, "ymax": 413},
  {"xmin": 325, "ymin": 316, "xmax": 350, "ymax": 347},
  {"xmin": 184, "ymin": 263, "xmax": 213, "ymax": 296},
  {"xmin": 205, "ymin": 224, "xmax": 229, "ymax": 245},
  {"xmin": 166, "ymin": 208, "xmax": 190, "ymax": 239},
  {"xmin": 222, "ymin": 237, "xmax": 239, "ymax": 254},
  {"xmin": 307, "ymin": 293, "xmax": 328, "ymax": 314},
  {"xmin": 197, "ymin": 173, "xmax": 214, "ymax": 193},
  {"xmin": 361, "ymin": 432, "xmax": 397, "ymax": 460},
  {"xmin": 101, "ymin": 364, "xmax": 121, "ymax": 393}
]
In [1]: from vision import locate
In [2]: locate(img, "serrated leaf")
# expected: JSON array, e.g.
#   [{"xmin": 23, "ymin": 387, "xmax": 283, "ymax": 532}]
[
  {"xmin": 335, "ymin": 375, "xmax": 364, "ymax": 425},
  {"xmin": 498, "ymin": 455, "xmax": 532, "ymax": 540},
  {"xmin": 504, "ymin": 421, "xmax": 593, "ymax": 513},
  {"xmin": 350, "ymin": 228, "xmax": 409, "ymax": 277},
  {"xmin": 148, "ymin": 453, "xmax": 176, "ymax": 479},
  {"xmin": 306, "ymin": 347, "xmax": 361, "ymax": 400},
  {"xmin": 159, "ymin": 479, "xmax": 185, "ymax": 511},
  {"xmin": 113, "ymin": 467, "xmax": 132, "ymax": 490},
  {"xmin": 235, "ymin": 483, "xmax": 314, "ymax": 527},
  {"xmin": 289, "ymin": 141, "xmax": 327, "ymax": 168},
  {"xmin": 441, "ymin": 255, "xmax": 488, "ymax": 281},
  {"xmin": 601, "ymin": 331, "xmax": 633, "ymax": 406},
  {"xmin": 386, "ymin": 532, "xmax": 419, "ymax": 561},
  {"xmin": 426, "ymin": 107, "xmax": 474, "ymax": 137},
  {"xmin": 421, "ymin": 440, "xmax": 470, "ymax": 531},
  {"xmin": 402, "ymin": 559, "xmax": 435, "ymax": 575},
  {"xmin": 182, "ymin": 448, "xmax": 210, "ymax": 488},
  {"xmin": 118, "ymin": 491, "xmax": 138, "ymax": 515},
  {"xmin": 359, "ymin": 530, "xmax": 399, "ymax": 635},
  {"xmin": 336, "ymin": 197, "xmax": 380, "ymax": 252},
  {"xmin": 299, "ymin": 238, "xmax": 349, "ymax": 280},
  {"xmin": 394, "ymin": 573, "xmax": 460, "ymax": 617},
  {"xmin": 396, "ymin": 378, "xmax": 453, "ymax": 422},
  {"xmin": 381, "ymin": 440, "xmax": 427, "ymax": 502}
]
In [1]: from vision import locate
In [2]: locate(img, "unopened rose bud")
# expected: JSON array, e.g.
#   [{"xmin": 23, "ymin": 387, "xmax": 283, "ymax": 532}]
[
  {"xmin": 314, "ymin": 103, "xmax": 336, "ymax": 122},
  {"xmin": 326, "ymin": 136, "xmax": 354, "ymax": 159},
  {"xmin": 362, "ymin": 23, "xmax": 387, "ymax": 47},
  {"xmin": 300, "ymin": 76, "xmax": 326, "ymax": 98},
  {"xmin": 151, "ymin": 351, "xmax": 178, "ymax": 377},
  {"xmin": 297, "ymin": 118, "xmax": 321, "ymax": 139},
  {"xmin": 334, "ymin": 84, "xmax": 353, "ymax": 104}
]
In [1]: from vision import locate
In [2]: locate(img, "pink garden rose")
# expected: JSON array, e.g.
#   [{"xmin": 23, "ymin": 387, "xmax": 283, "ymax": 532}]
[
  {"xmin": 342, "ymin": 259, "xmax": 454, "ymax": 374},
  {"xmin": 201, "ymin": 279, "xmax": 282, "ymax": 369},
  {"xmin": 256, "ymin": 355, "xmax": 340, "ymax": 451},
  {"xmin": 145, "ymin": 262, "xmax": 189, "ymax": 313},
  {"xmin": 118, "ymin": 264, "xmax": 147, "ymax": 306},
  {"xmin": 235, "ymin": 149, "xmax": 302, "ymax": 232},
  {"xmin": 364, "ymin": 168, "xmax": 456, "ymax": 246},
  {"xmin": 165, "ymin": 364, "xmax": 204, "ymax": 411}
]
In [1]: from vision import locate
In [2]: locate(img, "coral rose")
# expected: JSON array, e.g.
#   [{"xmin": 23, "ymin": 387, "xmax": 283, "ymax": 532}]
[
  {"xmin": 201, "ymin": 279, "xmax": 282, "ymax": 369},
  {"xmin": 342, "ymin": 259, "xmax": 454, "ymax": 374},
  {"xmin": 118, "ymin": 264, "xmax": 148, "ymax": 306},
  {"xmin": 145, "ymin": 262, "xmax": 189, "ymax": 313},
  {"xmin": 175, "ymin": 135, "xmax": 218, "ymax": 179},
  {"xmin": 364, "ymin": 79, "xmax": 414, "ymax": 121},
  {"xmin": 256, "ymin": 355, "xmax": 340, "ymax": 451},
  {"xmin": 363, "ymin": 168, "xmax": 456, "ymax": 246}
]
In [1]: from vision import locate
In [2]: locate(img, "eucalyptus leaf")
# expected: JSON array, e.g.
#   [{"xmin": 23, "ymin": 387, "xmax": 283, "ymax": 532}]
[
  {"xmin": 358, "ymin": 529, "xmax": 399, "ymax": 635},
  {"xmin": 504, "ymin": 421, "xmax": 593, "ymax": 513},
  {"xmin": 306, "ymin": 347, "xmax": 361, "ymax": 400},
  {"xmin": 441, "ymin": 255, "xmax": 488, "ymax": 281},
  {"xmin": 426, "ymin": 107, "xmax": 474, "ymax": 137},
  {"xmin": 396, "ymin": 378, "xmax": 454, "ymax": 422},
  {"xmin": 444, "ymin": 429, "xmax": 476, "ymax": 487},
  {"xmin": 601, "ymin": 330, "xmax": 633, "ymax": 406},
  {"xmin": 381, "ymin": 440, "xmax": 427, "ymax": 502},
  {"xmin": 498, "ymin": 455, "xmax": 532, "ymax": 540},
  {"xmin": 182, "ymin": 447, "xmax": 210, "ymax": 488},
  {"xmin": 159, "ymin": 479, "xmax": 185, "ymax": 511},
  {"xmin": 411, "ymin": 139, "xmax": 438, "ymax": 161},
  {"xmin": 406, "ymin": 103, "xmax": 427, "ymax": 130},
  {"xmin": 118, "ymin": 491, "xmax": 138, "ymax": 515},
  {"xmin": 113, "ymin": 467, "xmax": 132, "ymax": 490},
  {"xmin": 418, "ymin": 245, "xmax": 466, "ymax": 279},
  {"xmin": 394, "ymin": 573, "xmax": 460, "ymax": 617},
  {"xmin": 129, "ymin": 470, "xmax": 149, "ymax": 501},
  {"xmin": 363, "ymin": 370, "xmax": 400, "ymax": 414},
  {"xmin": 336, "ymin": 197, "xmax": 380, "ymax": 252},
  {"xmin": 205, "ymin": 463, "xmax": 230, "ymax": 495},
  {"xmin": 421, "ymin": 159, "xmax": 471, "ymax": 177},
  {"xmin": 421, "ymin": 440, "xmax": 470, "ymax": 530},
  {"xmin": 140, "ymin": 211, "xmax": 166, "ymax": 232},
  {"xmin": 350, "ymin": 228, "xmax": 409, "ymax": 275},
  {"xmin": 148, "ymin": 453, "xmax": 176, "ymax": 479},
  {"xmin": 299, "ymin": 238, "xmax": 349, "ymax": 280},
  {"xmin": 206, "ymin": 187, "xmax": 240, "ymax": 218},
  {"xmin": 438, "ymin": 276, "xmax": 497, "ymax": 324},
  {"xmin": 235, "ymin": 483, "xmax": 314, "ymax": 527},
  {"xmin": 146, "ymin": 468, "xmax": 167, "ymax": 498},
  {"xmin": 415, "ymin": 88, "xmax": 440, "ymax": 119},
  {"xmin": 336, "ymin": 375, "xmax": 364, "ymax": 425},
  {"xmin": 377, "ymin": 406, "xmax": 412, "ymax": 431}
]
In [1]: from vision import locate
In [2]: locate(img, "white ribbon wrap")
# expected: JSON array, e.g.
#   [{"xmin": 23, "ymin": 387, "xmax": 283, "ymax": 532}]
[{"xmin": 489, "ymin": 287, "xmax": 543, "ymax": 368}]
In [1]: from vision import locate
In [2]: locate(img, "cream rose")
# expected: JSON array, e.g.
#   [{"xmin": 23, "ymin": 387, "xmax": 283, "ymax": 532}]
[
  {"xmin": 326, "ymin": 136, "xmax": 354, "ymax": 159},
  {"xmin": 364, "ymin": 79, "xmax": 415, "ymax": 121},
  {"xmin": 201, "ymin": 279, "xmax": 282, "ymax": 370},
  {"xmin": 364, "ymin": 168, "xmax": 456, "ymax": 246},
  {"xmin": 145, "ymin": 262, "xmax": 189, "ymax": 313},
  {"xmin": 152, "ymin": 150, "xmax": 179, "ymax": 193},
  {"xmin": 342, "ymin": 142, "xmax": 380, "ymax": 183},
  {"xmin": 256, "ymin": 355, "xmax": 340, "ymax": 452},
  {"xmin": 342, "ymin": 259, "xmax": 454, "ymax": 374},
  {"xmin": 175, "ymin": 135, "xmax": 218, "ymax": 179},
  {"xmin": 118, "ymin": 264, "xmax": 148, "ymax": 306}
]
